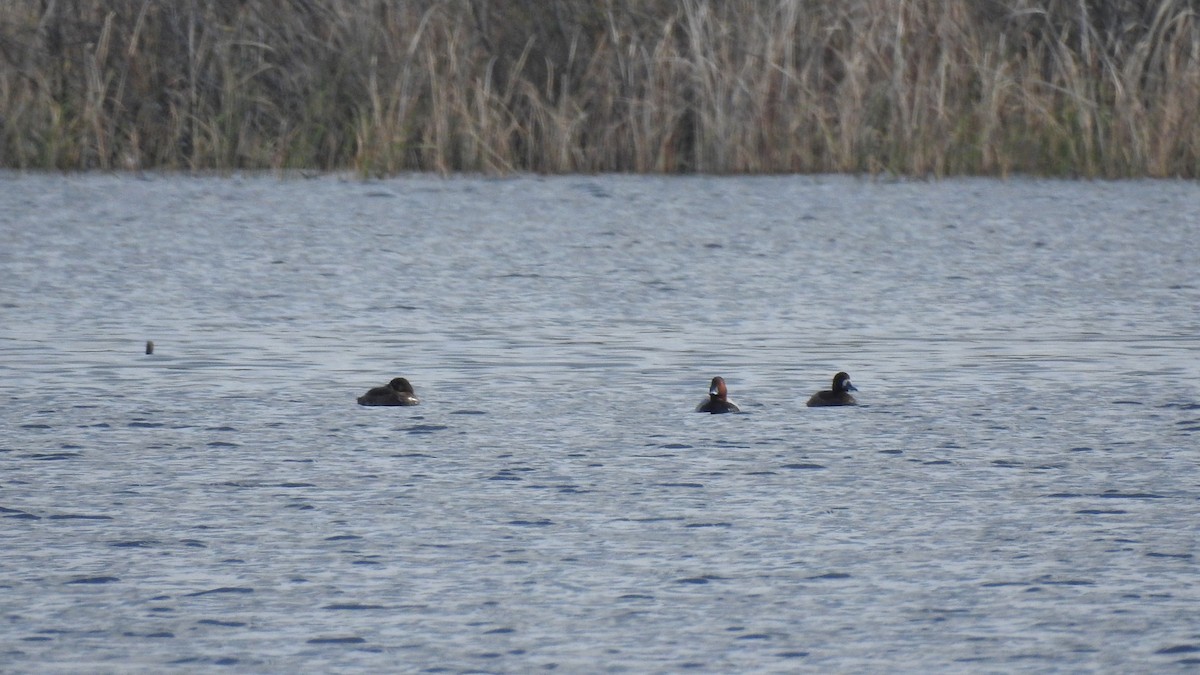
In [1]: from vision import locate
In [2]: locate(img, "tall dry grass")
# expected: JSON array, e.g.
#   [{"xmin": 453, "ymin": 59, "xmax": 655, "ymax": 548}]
[{"xmin": 1, "ymin": 0, "xmax": 1198, "ymax": 176}]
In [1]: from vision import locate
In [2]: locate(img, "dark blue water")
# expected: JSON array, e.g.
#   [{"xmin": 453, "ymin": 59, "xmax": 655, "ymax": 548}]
[{"xmin": 2, "ymin": 173, "xmax": 1198, "ymax": 671}]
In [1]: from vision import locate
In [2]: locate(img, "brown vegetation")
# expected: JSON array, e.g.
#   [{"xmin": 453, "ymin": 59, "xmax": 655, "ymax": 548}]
[{"xmin": 2, "ymin": 0, "xmax": 1198, "ymax": 176}]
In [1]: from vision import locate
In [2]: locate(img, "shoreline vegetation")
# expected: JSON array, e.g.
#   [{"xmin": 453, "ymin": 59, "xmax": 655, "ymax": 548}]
[{"xmin": 2, "ymin": 1, "xmax": 1198, "ymax": 177}]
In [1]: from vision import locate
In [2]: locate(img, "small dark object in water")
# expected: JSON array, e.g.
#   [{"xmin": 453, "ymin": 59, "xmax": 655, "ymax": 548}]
[
  {"xmin": 807, "ymin": 372, "xmax": 858, "ymax": 407},
  {"xmin": 695, "ymin": 376, "xmax": 740, "ymax": 414},
  {"xmin": 145, "ymin": 341, "xmax": 154, "ymax": 355},
  {"xmin": 357, "ymin": 377, "xmax": 420, "ymax": 406}
]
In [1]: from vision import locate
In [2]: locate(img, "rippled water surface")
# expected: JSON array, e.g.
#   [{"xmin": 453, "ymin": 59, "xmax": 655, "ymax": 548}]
[{"xmin": 2, "ymin": 172, "xmax": 1199, "ymax": 672}]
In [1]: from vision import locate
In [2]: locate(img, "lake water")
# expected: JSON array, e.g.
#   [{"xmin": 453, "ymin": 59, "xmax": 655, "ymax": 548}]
[{"xmin": 1, "ymin": 172, "xmax": 1198, "ymax": 672}]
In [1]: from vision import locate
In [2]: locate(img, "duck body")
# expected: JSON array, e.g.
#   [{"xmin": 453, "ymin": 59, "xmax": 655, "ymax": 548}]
[
  {"xmin": 358, "ymin": 377, "xmax": 420, "ymax": 406},
  {"xmin": 696, "ymin": 376, "xmax": 740, "ymax": 414},
  {"xmin": 806, "ymin": 372, "xmax": 858, "ymax": 407}
]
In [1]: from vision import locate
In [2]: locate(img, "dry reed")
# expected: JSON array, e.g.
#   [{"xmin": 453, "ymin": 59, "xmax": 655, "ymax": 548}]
[{"xmin": 1, "ymin": 0, "xmax": 1198, "ymax": 176}]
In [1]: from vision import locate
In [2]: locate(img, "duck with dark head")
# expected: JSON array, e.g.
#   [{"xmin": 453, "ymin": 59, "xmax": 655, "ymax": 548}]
[
  {"xmin": 358, "ymin": 377, "xmax": 420, "ymax": 406},
  {"xmin": 806, "ymin": 372, "xmax": 858, "ymax": 407},
  {"xmin": 696, "ymin": 376, "xmax": 740, "ymax": 414}
]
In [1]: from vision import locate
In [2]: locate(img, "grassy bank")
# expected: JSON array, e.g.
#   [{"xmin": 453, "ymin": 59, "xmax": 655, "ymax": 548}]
[{"xmin": 2, "ymin": 0, "xmax": 1198, "ymax": 176}]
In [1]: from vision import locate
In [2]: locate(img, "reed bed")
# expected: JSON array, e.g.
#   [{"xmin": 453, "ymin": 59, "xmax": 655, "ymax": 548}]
[{"xmin": 2, "ymin": 0, "xmax": 1198, "ymax": 176}]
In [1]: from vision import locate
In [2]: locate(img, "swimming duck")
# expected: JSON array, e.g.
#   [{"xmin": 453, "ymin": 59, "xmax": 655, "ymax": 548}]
[
  {"xmin": 806, "ymin": 372, "xmax": 857, "ymax": 407},
  {"xmin": 695, "ymin": 376, "xmax": 740, "ymax": 414},
  {"xmin": 357, "ymin": 377, "xmax": 420, "ymax": 406}
]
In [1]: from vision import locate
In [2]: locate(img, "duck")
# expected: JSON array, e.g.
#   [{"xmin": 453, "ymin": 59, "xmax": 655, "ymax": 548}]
[
  {"xmin": 695, "ymin": 376, "xmax": 740, "ymax": 414},
  {"xmin": 357, "ymin": 377, "xmax": 420, "ymax": 406},
  {"xmin": 806, "ymin": 372, "xmax": 858, "ymax": 407}
]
